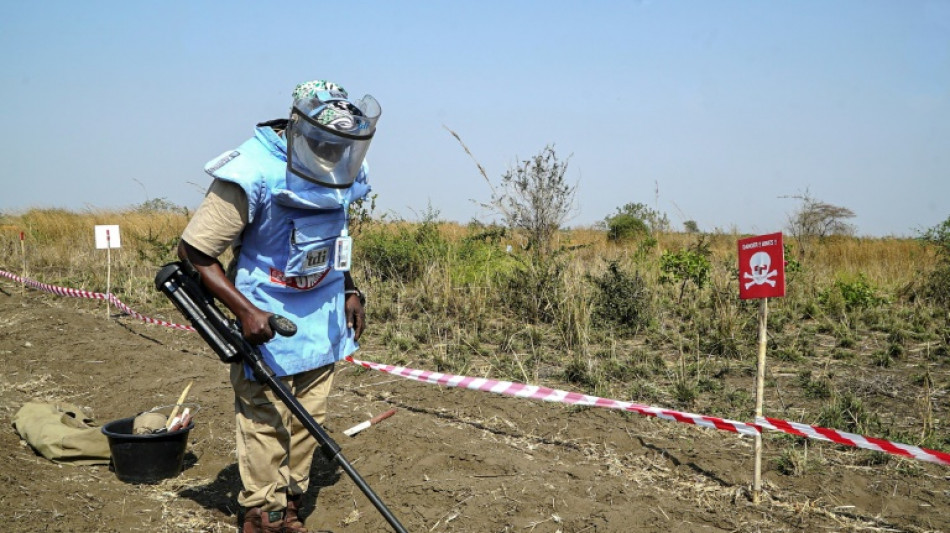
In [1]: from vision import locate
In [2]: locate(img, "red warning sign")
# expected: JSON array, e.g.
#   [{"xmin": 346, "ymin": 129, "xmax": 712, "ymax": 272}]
[{"xmin": 737, "ymin": 232, "xmax": 785, "ymax": 299}]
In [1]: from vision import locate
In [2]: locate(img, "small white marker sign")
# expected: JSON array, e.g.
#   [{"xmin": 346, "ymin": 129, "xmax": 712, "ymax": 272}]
[{"xmin": 94, "ymin": 225, "xmax": 121, "ymax": 249}]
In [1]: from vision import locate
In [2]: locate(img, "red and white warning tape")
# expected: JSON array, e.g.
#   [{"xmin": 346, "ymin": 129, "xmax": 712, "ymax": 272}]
[
  {"xmin": 347, "ymin": 355, "xmax": 950, "ymax": 466},
  {"xmin": 1, "ymin": 269, "xmax": 107, "ymax": 300},
  {"xmin": 345, "ymin": 355, "xmax": 762, "ymax": 436},
  {"xmin": 105, "ymin": 293, "xmax": 196, "ymax": 331},
  {"xmin": 3, "ymin": 269, "xmax": 949, "ymax": 466},
  {"xmin": 0, "ymin": 269, "xmax": 195, "ymax": 331},
  {"xmin": 756, "ymin": 417, "xmax": 950, "ymax": 466}
]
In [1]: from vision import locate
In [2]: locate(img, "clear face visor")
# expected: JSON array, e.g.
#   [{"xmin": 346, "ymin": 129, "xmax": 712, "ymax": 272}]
[{"xmin": 287, "ymin": 92, "xmax": 381, "ymax": 188}]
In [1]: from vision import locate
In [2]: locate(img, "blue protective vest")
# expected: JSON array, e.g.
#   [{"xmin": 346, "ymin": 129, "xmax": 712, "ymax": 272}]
[{"xmin": 203, "ymin": 120, "xmax": 371, "ymax": 377}]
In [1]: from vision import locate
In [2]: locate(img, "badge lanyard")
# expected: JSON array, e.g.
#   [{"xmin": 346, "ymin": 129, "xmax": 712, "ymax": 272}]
[{"xmin": 334, "ymin": 198, "xmax": 353, "ymax": 271}]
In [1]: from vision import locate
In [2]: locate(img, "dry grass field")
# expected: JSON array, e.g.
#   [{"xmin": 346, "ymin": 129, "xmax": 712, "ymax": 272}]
[{"xmin": 0, "ymin": 207, "xmax": 947, "ymax": 532}]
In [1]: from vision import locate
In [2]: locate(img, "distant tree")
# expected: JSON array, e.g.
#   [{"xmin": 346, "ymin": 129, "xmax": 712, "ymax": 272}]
[
  {"xmin": 447, "ymin": 127, "xmax": 577, "ymax": 255},
  {"xmin": 482, "ymin": 145, "xmax": 577, "ymax": 255},
  {"xmin": 683, "ymin": 220, "xmax": 700, "ymax": 234},
  {"xmin": 606, "ymin": 213, "xmax": 649, "ymax": 242},
  {"xmin": 135, "ymin": 197, "xmax": 189, "ymax": 215},
  {"xmin": 604, "ymin": 202, "xmax": 669, "ymax": 242},
  {"xmin": 448, "ymin": 128, "xmax": 578, "ymax": 324},
  {"xmin": 785, "ymin": 190, "xmax": 856, "ymax": 239},
  {"xmin": 784, "ymin": 190, "xmax": 856, "ymax": 259}
]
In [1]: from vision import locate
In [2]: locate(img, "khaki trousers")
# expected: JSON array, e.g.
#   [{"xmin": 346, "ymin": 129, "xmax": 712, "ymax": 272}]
[{"xmin": 230, "ymin": 362, "xmax": 335, "ymax": 511}]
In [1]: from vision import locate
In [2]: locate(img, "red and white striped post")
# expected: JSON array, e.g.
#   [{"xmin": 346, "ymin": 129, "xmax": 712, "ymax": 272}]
[
  {"xmin": 105, "ymin": 229, "xmax": 112, "ymax": 317},
  {"xmin": 19, "ymin": 231, "xmax": 26, "ymax": 294}
]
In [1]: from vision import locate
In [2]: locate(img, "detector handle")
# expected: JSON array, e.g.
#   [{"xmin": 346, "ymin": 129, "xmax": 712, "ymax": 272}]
[{"xmin": 268, "ymin": 314, "xmax": 297, "ymax": 337}]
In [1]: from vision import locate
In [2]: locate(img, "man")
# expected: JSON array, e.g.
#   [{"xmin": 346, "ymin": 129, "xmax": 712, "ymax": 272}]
[{"xmin": 178, "ymin": 80, "xmax": 380, "ymax": 533}]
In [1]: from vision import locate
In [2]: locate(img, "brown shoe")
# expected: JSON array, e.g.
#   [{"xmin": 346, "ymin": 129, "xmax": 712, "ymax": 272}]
[
  {"xmin": 241, "ymin": 507, "xmax": 284, "ymax": 533},
  {"xmin": 283, "ymin": 495, "xmax": 309, "ymax": 533}
]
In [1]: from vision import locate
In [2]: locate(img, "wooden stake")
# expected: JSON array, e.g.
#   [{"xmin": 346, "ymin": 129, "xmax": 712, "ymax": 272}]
[
  {"xmin": 166, "ymin": 380, "xmax": 194, "ymax": 430},
  {"xmin": 752, "ymin": 297, "xmax": 769, "ymax": 503}
]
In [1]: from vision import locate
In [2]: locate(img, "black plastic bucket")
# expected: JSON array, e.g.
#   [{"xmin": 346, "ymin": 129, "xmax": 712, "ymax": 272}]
[{"xmin": 101, "ymin": 416, "xmax": 193, "ymax": 483}]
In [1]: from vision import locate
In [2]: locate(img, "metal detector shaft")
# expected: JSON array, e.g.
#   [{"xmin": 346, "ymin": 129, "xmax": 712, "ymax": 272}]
[
  {"xmin": 155, "ymin": 262, "xmax": 408, "ymax": 533},
  {"xmin": 243, "ymin": 351, "xmax": 407, "ymax": 532}
]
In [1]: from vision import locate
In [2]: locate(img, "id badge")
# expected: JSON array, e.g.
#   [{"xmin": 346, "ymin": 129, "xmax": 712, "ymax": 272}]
[{"xmin": 334, "ymin": 235, "xmax": 352, "ymax": 271}]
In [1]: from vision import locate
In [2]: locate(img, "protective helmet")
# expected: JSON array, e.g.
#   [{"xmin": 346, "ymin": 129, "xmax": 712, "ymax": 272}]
[{"xmin": 286, "ymin": 81, "xmax": 381, "ymax": 189}]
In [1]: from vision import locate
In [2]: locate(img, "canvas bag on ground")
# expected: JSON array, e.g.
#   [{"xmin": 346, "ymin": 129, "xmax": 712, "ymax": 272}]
[{"xmin": 12, "ymin": 401, "xmax": 111, "ymax": 465}]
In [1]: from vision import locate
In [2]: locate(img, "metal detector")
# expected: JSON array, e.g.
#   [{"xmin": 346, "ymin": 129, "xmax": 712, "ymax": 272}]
[{"xmin": 154, "ymin": 262, "xmax": 408, "ymax": 533}]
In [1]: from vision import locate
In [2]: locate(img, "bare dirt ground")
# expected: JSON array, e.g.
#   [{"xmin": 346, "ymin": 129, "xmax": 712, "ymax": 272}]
[{"xmin": 1, "ymin": 287, "xmax": 948, "ymax": 532}]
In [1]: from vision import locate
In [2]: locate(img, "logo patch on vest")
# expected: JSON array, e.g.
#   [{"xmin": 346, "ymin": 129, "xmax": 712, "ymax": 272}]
[
  {"xmin": 305, "ymin": 247, "xmax": 329, "ymax": 270},
  {"xmin": 269, "ymin": 267, "xmax": 328, "ymax": 291}
]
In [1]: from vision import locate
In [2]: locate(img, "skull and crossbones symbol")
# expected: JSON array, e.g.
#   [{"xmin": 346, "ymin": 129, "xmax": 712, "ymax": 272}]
[{"xmin": 743, "ymin": 251, "xmax": 777, "ymax": 289}]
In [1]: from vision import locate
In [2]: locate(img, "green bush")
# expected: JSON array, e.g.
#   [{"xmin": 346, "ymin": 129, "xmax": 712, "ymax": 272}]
[
  {"xmin": 588, "ymin": 261, "xmax": 652, "ymax": 337},
  {"xmin": 819, "ymin": 274, "xmax": 887, "ymax": 311},
  {"xmin": 911, "ymin": 215, "xmax": 950, "ymax": 305},
  {"xmin": 915, "ymin": 261, "xmax": 950, "ymax": 307},
  {"xmin": 503, "ymin": 254, "xmax": 565, "ymax": 324},
  {"xmin": 659, "ymin": 248, "xmax": 711, "ymax": 300},
  {"xmin": 357, "ymin": 227, "xmax": 424, "ymax": 282},
  {"xmin": 919, "ymin": 214, "xmax": 950, "ymax": 256},
  {"xmin": 357, "ymin": 220, "xmax": 447, "ymax": 283},
  {"xmin": 783, "ymin": 243, "xmax": 802, "ymax": 273},
  {"xmin": 604, "ymin": 202, "xmax": 670, "ymax": 240},
  {"xmin": 606, "ymin": 214, "xmax": 649, "ymax": 242},
  {"xmin": 451, "ymin": 227, "xmax": 517, "ymax": 285}
]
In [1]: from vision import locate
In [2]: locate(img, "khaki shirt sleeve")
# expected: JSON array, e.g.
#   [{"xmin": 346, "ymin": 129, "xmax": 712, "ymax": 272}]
[{"xmin": 181, "ymin": 180, "xmax": 249, "ymax": 258}]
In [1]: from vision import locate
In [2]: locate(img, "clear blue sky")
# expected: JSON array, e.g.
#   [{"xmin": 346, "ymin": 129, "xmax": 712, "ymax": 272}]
[{"xmin": 2, "ymin": 1, "xmax": 947, "ymax": 237}]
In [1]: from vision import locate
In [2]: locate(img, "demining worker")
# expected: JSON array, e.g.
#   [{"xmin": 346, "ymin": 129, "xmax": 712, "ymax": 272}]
[{"xmin": 177, "ymin": 80, "xmax": 379, "ymax": 533}]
